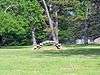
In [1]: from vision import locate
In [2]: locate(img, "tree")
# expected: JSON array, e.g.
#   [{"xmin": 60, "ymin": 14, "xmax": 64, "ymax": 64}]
[
  {"xmin": 41, "ymin": 0, "xmax": 59, "ymax": 44},
  {"xmin": 86, "ymin": 0, "xmax": 100, "ymax": 39},
  {"xmin": 0, "ymin": 0, "xmax": 44, "ymax": 45},
  {"xmin": 0, "ymin": 11, "xmax": 28, "ymax": 45},
  {"xmin": 46, "ymin": 0, "xmax": 88, "ymax": 43}
]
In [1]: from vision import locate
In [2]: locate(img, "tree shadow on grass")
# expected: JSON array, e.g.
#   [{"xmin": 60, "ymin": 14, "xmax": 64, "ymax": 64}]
[
  {"xmin": 0, "ymin": 46, "xmax": 31, "ymax": 49},
  {"xmin": 39, "ymin": 48, "xmax": 100, "ymax": 57}
]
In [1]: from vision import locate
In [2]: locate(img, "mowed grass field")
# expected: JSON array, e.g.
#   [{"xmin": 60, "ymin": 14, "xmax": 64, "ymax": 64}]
[{"xmin": 0, "ymin": 45, "xmax": 100, "ymax": 75}]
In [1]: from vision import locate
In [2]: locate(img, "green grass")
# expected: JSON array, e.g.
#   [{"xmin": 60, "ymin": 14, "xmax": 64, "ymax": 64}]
[{"xmin": 0, "ymin": 46, "xmax": 100, "ymax": 75}]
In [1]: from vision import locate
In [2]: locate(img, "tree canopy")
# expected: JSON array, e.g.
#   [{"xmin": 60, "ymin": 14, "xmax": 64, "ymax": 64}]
[{"xmin": 0, "ymin": 0, "xmax": 100, "ymax": 45}]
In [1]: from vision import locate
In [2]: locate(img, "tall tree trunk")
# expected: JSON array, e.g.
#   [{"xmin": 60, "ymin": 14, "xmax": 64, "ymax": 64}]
[
  {"xmin": 32, "ymin": 28, "xmax": 37, "ymax": 46},
  {"xmin": 84, "ymin": 2, "xmax": 89, "ymax": 44},
  {"xmin": 54, "ymin": 11, "xmax": 59, "ymax": 43},
  {"xmin": 42, "ymin": 0, "xmax": 57, "ymax": 43},
  {"xmin": 84, "ymin": 23, "xmax": 88, "ymax": 44}
]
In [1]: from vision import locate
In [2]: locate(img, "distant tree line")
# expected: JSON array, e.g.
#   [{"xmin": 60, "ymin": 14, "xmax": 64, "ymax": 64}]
[{"xmin": 0, "ymin": 0, "xmax": 100, "ymax": 46}]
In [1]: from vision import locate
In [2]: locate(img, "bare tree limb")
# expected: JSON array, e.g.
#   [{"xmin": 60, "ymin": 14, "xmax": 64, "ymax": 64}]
[
  {"xmin": 42, "ymin": 0, "xmax": 57, "ymax": 43},
  {"xmin": 4, "ymin": 5, "xmax": 17, "ymax": 13}
]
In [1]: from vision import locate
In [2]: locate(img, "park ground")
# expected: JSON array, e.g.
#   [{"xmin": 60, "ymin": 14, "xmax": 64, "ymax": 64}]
[{"xmin": 0, "ymin": 45, "xmax": 100, "ymax": 75}]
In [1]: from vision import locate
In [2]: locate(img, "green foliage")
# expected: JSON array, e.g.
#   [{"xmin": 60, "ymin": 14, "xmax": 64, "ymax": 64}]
[
  {"xmin": 0, "ymin": 12, "xmax": 26, "ymax": 35},
  {"xmin": 0, "ymin": 0, "xmax": 100, "ymax": 45},
  {"xmin": 0, "ymin": 11, "xmax": 29, "ymax": 45},
  {"xmin": 48, "ymin": 0, "xmax": 88, "ymax": 41},
  {"xmin": 0, "ymin": 0, "xmax": 45, "ymax": 45}
]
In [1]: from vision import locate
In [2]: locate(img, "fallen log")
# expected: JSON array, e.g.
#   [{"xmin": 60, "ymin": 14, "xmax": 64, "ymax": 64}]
[{"xmin": 33, "ymin": 40, "xmax": 61, "ymax": 50}]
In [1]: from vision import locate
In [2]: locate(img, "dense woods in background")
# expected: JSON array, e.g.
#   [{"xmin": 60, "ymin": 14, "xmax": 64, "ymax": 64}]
[{"xmin": 0, "ymin": 0, "xmax": 100, "ymax": 46}]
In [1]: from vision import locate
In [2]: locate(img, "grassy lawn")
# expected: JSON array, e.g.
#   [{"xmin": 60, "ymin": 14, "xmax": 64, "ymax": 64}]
[{"xmin": 0, "ymin": 45, "xmax": 100, "ymax": 75}]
